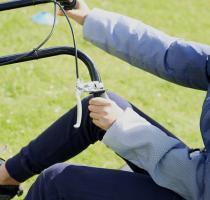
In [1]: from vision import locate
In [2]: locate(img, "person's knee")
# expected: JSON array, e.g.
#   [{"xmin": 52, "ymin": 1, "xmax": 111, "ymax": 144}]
[
  {"xmin": 26, "ymin": 163, "xmax": 70, "ymax": 199},
  {"xmin": 42, "ymin": 163, "xmax": 69, "ymax": 183},
  {"xmin": 36, "ymin": 164, "xmax": 86, "ymax": 199}
]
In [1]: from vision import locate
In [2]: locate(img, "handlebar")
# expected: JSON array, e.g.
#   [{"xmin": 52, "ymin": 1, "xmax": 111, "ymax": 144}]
[
  {"xmin": 0, "ymin": 46, "xmax": 101, "ymax": 82},
  {"xmin": 0, "ymin": 0, "xmax": 76, "ymax": 11},
  {"xmin": 0, "ymin": 0, "xmax": 107, "ymax": 128},
  {"xmin": 0, "ymin": 46, "xmax": 106, "ymax": 128}
]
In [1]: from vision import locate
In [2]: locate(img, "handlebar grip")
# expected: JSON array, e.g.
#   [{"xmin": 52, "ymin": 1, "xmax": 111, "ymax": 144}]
[
  {"xmin": 99, "ymin": 92, "xmax": 109, "ymax": 99},
  {"xmin": 93, "ymin": 91, "xmax": 109, "ymax": 99},
  {"xmin": 60, "ymin": 0, "xmax": 77, "ymax": 10}
]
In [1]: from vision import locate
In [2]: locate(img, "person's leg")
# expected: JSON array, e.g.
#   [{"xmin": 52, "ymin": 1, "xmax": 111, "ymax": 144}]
[
  {"xmin": 2, "ymin": 92, "xmax": 133, "ymax": 184},
  {"xmin": 25, "ymin": 163, "xmax": 184, "ymax": 200},
  {"xmin": 1, "ymin": 92, "xmax": 182, "ymax": 183},
  {"xmin": 200, "ymin": 84, "xmax": 210, "ymax": 152}
]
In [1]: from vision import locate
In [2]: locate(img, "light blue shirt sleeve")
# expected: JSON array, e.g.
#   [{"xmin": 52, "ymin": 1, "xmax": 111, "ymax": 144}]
[
  {"xmin": 103, "ymin": 108, "xmax": 205, "ymax": 200},
  {"xmin": 83, "ymin": 8, "xmax": 210, "ymax": 200},
  {"xmin": 83, "ymin": 8, "xmax": 210, "ymax": 91}
]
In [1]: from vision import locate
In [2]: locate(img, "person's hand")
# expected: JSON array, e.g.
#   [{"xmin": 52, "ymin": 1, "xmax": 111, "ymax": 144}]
[
  {"xmin": 57, "ymin": 0, "xmax": 90, "ymax": 25},
  {"xmin": 88, "ymin": 97, "xmax": 124, "ymax": 131}
]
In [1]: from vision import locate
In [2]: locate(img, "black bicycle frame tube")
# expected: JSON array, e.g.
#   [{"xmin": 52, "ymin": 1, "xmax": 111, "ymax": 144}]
[
  {"xmin": 0, "ymin": 46, "xmax": 101, "ymax": 82},
  {"xmin": 0, "ymin": 0, "xmax": 71, "ymax": 11}
]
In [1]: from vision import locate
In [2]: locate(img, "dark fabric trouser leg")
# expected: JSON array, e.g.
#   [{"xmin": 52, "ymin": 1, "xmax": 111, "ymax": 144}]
[
  {"xmin": 6, "ymin": 92, "xmax": 134, "ymax": 182},
  {"xmin": 5, "ymin": 92, "xmax": 184, "ymax": 199},
  {"xmin": 6, "ymin": 92, "xmax": 181, "ymax": 181},
  {"xmin": 25, "ymin": 163, "xmax": 183, "ymax": 200}
]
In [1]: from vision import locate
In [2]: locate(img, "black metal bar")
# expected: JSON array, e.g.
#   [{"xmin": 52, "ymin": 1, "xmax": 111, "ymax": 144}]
[
  {"xmin": 0, "ymin": 46, "xmax": 101, "ymax": 82},
  {"xmin": 0, "ymin": 0, "xmax": 75, "ymax": 11},
  {"xmin": 0, "ymin": 0, "xmax": 48, "ymax": 11}
]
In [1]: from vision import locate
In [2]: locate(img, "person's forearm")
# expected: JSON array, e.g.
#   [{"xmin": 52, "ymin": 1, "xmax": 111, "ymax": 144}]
[
  {"xmin": 83, "ymin": 9, "xmax": 210, "ymax": 91},
  {"xmin": 102, "ymin": 108, "xmax": 204, "ymax": 200}
]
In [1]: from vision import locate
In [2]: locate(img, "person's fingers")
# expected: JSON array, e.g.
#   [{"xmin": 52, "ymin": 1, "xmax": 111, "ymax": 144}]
[
  {"xmin": 88, "ymin": 105, "xmax": 107, "ymax": 113},
  {"xmin": 88, "ymin": 104, "xmax": 112, "ymax": 113},
  {"xmin": 66, "ymin": 9, "xmax": 80, "ymax": 18},
  {"xmin": 89, "ymin": 98, "xmax": 112, "ymax": 106},
  {"xmin": 57, "ymin": 0, "xmax": 88, "ymax": 15},
  {"xmin": 57, "ymin": 8, "xmax": 78, "ymax": 17},
  {"xmin": 89, "ymin": 112, "xmax": 101, "ymax": 120},
  {"xmin": 57, "ymin": 9, "xmax": 87, "ymax": 25},
  {"xmin": 92, "ymin": 119, "xmax": 103, "ymax": 129},
  {"xmin": 57, "ymin": 0, "xmax": 90, "ymax": 25}
]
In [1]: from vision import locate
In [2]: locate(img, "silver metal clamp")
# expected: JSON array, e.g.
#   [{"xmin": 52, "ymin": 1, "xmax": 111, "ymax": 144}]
[{"xmin": 73, "ymin": 79, "xmax": 107, "ymax": 128}]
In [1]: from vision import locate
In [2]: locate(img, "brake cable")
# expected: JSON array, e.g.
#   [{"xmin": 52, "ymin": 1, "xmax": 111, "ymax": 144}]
[
  {"xmin": 54, "ymin": 0, "xmax": 79, "ymax": 79},
  {"xmin": 54, "ymin": 1, "xmax": 109, "ymax": 128},
  {"xmin": 0, "ymin": 1, "xmax": 58, "ymax": 65},
  {"xmin": 0, "ymin": 0, "xmax": 108, "ymax": 128}
]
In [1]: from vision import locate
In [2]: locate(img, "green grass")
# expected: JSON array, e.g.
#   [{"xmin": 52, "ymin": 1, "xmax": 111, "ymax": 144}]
[{"xmin": 0, "ymin": 0, "xmax": 209, "ymax": 198}]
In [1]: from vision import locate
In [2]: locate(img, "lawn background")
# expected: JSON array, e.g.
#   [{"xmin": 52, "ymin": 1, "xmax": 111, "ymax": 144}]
[{"xmin": 0, "ymin": 0, "xmax": 209, "ymax": 198}]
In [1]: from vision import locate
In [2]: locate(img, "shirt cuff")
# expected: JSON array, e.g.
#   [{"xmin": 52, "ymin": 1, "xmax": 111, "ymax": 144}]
[
  {"xmin": 102, "ymin": 108, "xmax": 150, "ymax": 152},
  {"xmin": 102, "ymin": 107, "xmax": 181, "ymax": 157}
]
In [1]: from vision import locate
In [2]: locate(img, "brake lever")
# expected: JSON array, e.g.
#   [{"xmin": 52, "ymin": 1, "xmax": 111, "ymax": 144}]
[
  {"xmin": 73, "ymin": 88, "xmax": 82, "ymax": 128},
  {"xmin": 73, "ymin": 79, "xmax": 108, "ymax": 128}
]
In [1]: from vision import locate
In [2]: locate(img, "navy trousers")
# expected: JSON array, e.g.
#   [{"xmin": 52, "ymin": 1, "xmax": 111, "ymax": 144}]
[{"xmin": 6, "ymin": 92, "xmax": 184, "ymax": 200}]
